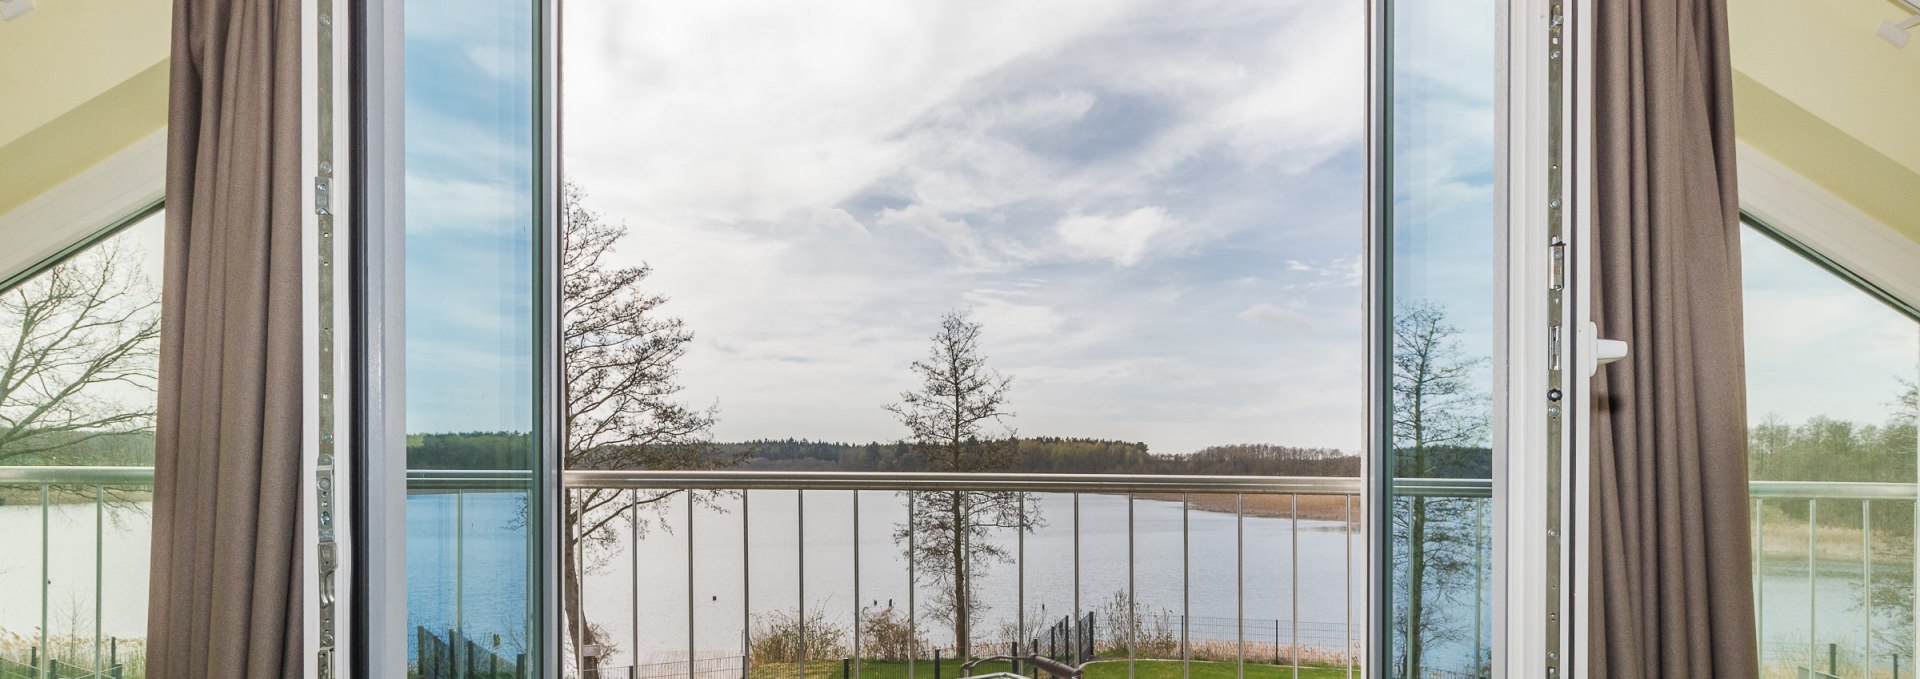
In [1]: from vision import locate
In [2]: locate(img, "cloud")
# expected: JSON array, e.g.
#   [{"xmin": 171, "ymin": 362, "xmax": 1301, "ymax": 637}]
[
  {"xmin": 444, "ymin": 0, "xmax": 1400, "ymax": 452},
  {"xmin": 1054, "ymin": 207, "xmax": 1179, "ymax": 266},
  {"xmin": 1236, "ymin": 303, "xmax": 1313, "ymax": 329}
]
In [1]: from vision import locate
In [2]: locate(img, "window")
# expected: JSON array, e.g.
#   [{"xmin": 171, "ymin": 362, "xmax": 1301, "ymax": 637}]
[
  {"xmin": 1742, "ymin": 220, "xmax": 1920, "ymax": 677},
  {"xmin": 1384, "ymin": 0, "xmax": 1498, "ymax": 676},
  {"xmin": 0, "ymin": 209, "xmax": 165, "ymax": 678},
  {"xmin": 401, "ymin": 0, "xmax": 545, "ymax": 672},
  {"xmin": 559, "ymin": 2, "xmax": 1373, "ymax": 678}
]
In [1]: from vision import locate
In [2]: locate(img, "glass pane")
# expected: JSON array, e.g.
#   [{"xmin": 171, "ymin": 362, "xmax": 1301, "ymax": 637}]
[
  {"xmin": 1741, "ymin": 224, "xmax": 1920, "ymax": 677},
  {"xmin": 402, "ymin": 0, "xmax": 544, "ymax": 672},
  {"xmin": 0, "ymin": 211, "xmax": 164, "ymax": 678},
  {"xmin": 562, "ymin": 2, "xmax": 1367, "ymax": 679},
  {"xmin": 1384, "ymin": 0, "xmax": 1498, "ymax": 675}
]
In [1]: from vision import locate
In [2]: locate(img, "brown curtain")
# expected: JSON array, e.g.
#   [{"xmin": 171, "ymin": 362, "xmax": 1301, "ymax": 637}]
[
  {"xmin": 148, "ymin": 0, "xmax": 304, "ymax": 676},
  {"xmin": 1589, "ymin": 0, "xmax": 1756, "ymax": 676}
]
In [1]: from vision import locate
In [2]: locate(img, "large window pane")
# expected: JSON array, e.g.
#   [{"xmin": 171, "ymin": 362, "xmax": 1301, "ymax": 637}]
[
  {"xmin": 0, "ymin": 211, "xmax": 164, "ymax": 678},
  {"xmin": 1742, "ymin": 223, "xmax": 1920, "ymax": 677},
  {"xmin": 562, "ymin": 3, "xmax": 1367, "ymax": 679},
  {"xmin": 1385, "ymin": 0, "xmax": 1498, "ymax": 676},
  {"xmin": 402, "ymin": 0, "xmax": 544, "ymax": 673}
]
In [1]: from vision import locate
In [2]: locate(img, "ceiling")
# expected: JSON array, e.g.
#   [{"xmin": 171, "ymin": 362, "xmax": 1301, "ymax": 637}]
[
  {"xmin": 0, "ymin": 0, "xmax": 170, "ymax": 215},
  {"xmin": 1729, "ymin": 0, "xmax": 1920, "ymax": 243}
]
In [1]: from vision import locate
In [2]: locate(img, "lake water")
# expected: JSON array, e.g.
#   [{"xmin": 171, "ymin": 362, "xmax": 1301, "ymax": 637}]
[{"xmin": 0, "ymin": 493, "xmax": 1900, "ymax": 676}]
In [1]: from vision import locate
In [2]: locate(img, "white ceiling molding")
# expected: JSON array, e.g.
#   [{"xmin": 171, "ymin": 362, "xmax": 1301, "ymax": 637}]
[
  {"xmin": 1737, "ymin": 139, "xmax": 1920, "ymax": 313},
  {"xmin": 0, "ymin": 129, "xmax": 164, "ymax": 285}
]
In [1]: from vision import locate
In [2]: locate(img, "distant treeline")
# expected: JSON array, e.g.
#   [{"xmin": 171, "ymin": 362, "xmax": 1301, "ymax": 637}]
[
  {"xmin": 723, "ymin": 437, "xmax": 1362, "ymax": 477},
  {"xmin": 408, "ymin": 432, "xmax": 534, "ymax": 470},
  {"xmin": 0, "ymin": 430, "xmax": 155, "ymax": 466}
]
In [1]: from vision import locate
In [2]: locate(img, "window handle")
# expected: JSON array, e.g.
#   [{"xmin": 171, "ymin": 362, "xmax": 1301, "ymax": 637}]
[{"xmin": 1583, "ymin": 321, "xmax": 1630, "ymax": 376}]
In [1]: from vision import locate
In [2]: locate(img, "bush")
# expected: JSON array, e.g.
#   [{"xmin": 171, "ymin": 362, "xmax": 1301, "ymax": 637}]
[
  {"xmin": 860, "ymin": 607, "xmax": 926, "ymax": 661},
  {"xmin": 749, "ymin": 608, "xmax": 847, "ymax": 664}
]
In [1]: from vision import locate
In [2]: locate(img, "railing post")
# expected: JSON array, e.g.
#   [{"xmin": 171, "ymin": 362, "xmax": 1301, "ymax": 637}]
[
  {"xmin": 94, "ymin": 486, "xmax": 103, "ymax": 677},
  {"xmin": 908, "ymin": 492, "xmax": 917, "ymax": 679},
  {"xmin": 1289, "ymin": 493, "xmax": 1299, "ymax": 679},
  {"xmin": 40, "ymin": 485, "xmax": 49, "ymax": 679},
  {"xmin": 1182, "ymin": 494, "xmax": 1190, "ymax": 679},
  {"xmin": 1127, "ymin": 494, "xmax": 1136, "ymax": 679},
  {"xmin": 1809, "ymin": 498, "xmax": 1818, "ymax": 672},
  {"xmin": 1865, "ymin": 499, "xmax": 1874, "ymax": 678},
  {"xmin": 689, "ymin": 492, "xmax": 697, "ymax": 679},
  {"xmin": 934, "ymin": 648, "xmax": 942, "ymax": 679}
]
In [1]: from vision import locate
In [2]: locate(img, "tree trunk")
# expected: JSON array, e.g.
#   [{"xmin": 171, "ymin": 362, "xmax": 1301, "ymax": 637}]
[
  {"xmin": 1406, "ymin": 495, "xmax": 1427, "ymax": 676},
  {"xmin": 952, "ymin": 491, "xmax": 970, "ymax": 662},
  {"xmin": 565, "ymin": 520, "xmax": 601, "ymax": 676}
]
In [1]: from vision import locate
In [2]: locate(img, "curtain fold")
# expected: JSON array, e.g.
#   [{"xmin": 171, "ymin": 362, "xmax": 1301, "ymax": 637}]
[
  {"xmin": 1589, "ymin": 0, "xmax": 1756, "ymax": 676},
  {"xmin": 148, "ymin": 0, "xmax": 304, "ymax": 676}
]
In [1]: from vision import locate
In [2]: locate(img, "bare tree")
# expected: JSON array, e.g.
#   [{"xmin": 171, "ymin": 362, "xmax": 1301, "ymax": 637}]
[
  {"xmin": 0, "ymin": 236, "xmax": 159, "ymax": 467},
  {"xmin": 560, "ymin": 183, "xmax": 739, "ymax": 671},
  {"xmin": 1390, "ymin": 301, "xmax": 1488, "ymax": 677},
  {"xmin": 887, "ymin": 309, "xmax": 1038, "ymax": 659}
]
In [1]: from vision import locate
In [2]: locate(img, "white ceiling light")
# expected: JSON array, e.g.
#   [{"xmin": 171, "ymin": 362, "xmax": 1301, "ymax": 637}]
[
  {"xmin": 0, "ymin": 0, "xmax": 35, "ymax": 22},
  {"xmin": 1883, "ymin": 0, "xmax": 1920, "ymax": 48}
]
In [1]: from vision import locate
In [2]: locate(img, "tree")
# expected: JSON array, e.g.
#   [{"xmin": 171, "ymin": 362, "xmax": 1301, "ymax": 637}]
[
  {"xmin": 0, "ymin": 235, "xmax": 159, "ymax": 468},
  {"xmin": 887, "ymin": 309, "xmax": 1038, "ymax": 659},
  {"xmin": 560, "ymin": 183, "xmax": 740, "ymax": 672},
  {"xmin": 1390, "ymin": 301, "xmax": 1488, "ymax": 677}
]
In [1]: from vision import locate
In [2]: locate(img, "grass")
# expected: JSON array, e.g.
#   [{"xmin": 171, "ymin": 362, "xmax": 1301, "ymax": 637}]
[{"xmin": 745, "ymin": 658, "xmax": 1350, "ymax": 679}]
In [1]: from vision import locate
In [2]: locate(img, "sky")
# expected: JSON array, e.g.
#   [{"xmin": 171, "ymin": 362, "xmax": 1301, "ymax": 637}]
[
  {"xmin": 558, "ymin": 0, "xmax": 1374, "ymax": 454},
  {"xmin": 1740, "ymin": 227, "xmax": 1920, "ymax": 426},
  {"xmin": 394, "ymin": 0, "xmax": 1518, "ymax": 455}
]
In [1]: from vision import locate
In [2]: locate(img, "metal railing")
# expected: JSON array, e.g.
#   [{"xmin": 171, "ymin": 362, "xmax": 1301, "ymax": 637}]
[
  {"xmin": 0, "ymin": 466, "xmax": 152, "ymax": 679},
  {"xmin": 1750, "ymin": 481, "xmax": 1920, "ymax": 678},
  {"xmin": 19, "ymin": 466, "xmax": 1912, "ymax": 679},
  {"xmin": 561, "ymin": 470, "xmax": 1418, "ymax": 679}
]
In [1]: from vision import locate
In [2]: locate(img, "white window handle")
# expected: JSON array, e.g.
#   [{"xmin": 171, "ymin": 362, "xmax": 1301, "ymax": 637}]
[{"xmin": 1583, "ymin": 321, "xmax": 1630, "ymax": 377}]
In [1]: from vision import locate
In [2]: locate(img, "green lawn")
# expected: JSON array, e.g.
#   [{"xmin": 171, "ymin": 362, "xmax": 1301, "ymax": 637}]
[{"xmin": 748, "ymin": 658, "xmax": 1351, "ymax": 679}]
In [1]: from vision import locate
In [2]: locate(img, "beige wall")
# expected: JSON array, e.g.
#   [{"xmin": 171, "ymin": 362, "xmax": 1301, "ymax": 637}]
[
  {"xmin": 0, "ymin": 0, "xmax": 171, "ymax": 215},
  {"xmin": 1729, "ymin": 0, "xmax": 1920, "ymax": 242}
]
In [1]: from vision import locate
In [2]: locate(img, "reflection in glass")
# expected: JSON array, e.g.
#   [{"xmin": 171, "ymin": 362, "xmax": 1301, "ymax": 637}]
[
  {"xmin": 402, "ymin": 0, "xmax": 542, "ymax": 672},
  {"xmin": 1385, "ymin": 0, "xmax": 1498, "ymax": 675},
  {"xmin": 0, "ymin": 211, "xmax": 165, "ymax": 678},
  {"xmin": 562, "ymin": 1, "xmax": 1367, "ymax": 678},
  {"xmin": 1741, "ymin": 224, "xmax": 1920, "ymax": 676}
]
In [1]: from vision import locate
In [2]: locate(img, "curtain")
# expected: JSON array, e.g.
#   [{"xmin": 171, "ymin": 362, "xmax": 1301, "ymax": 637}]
[
  {"xmin": 148, "ymin": 0, "xmax": 304, "ymax": 675},
  {"xmin": 1589, "ymin": 0, "xmax": 1756, "ymax": 676}
]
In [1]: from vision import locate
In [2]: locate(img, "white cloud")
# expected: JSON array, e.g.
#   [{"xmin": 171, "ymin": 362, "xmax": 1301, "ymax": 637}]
[
  {"xmin": 1054, "ymin": 207, "xmax": 1180, "ymax": 267},
  {"xmin": 1237, "ymin": 303, "xmax": 1313, "ymax": 329}
]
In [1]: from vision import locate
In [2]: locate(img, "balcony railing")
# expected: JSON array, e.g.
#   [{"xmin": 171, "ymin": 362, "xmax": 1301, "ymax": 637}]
[
  {"xmin": 558, "ymin": 471, "xmax": 1497, "ymax": 679},
  {"xmin": 9, "ymin": 466, "xmax": 1907, "ymax": 679},
  {"xmin": 0, "ymin": 465, "xmax": 155, "ymax": 679},
  {"xmin": 1749, "ymin": 481, "xmax": 1920, "ymax": 679}
]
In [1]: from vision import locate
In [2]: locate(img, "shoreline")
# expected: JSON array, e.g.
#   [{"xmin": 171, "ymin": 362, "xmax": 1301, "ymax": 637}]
[{"xmin": 1137, "ymin": 492, "xmax": 1357, "ymax": 524}]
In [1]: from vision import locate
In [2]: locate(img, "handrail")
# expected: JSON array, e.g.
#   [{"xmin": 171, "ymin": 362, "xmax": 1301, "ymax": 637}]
[
  {"xmin": 563, "ymin": 469, "xmax": 1363, "ymax": 494},
  {"xmin": 10, "ymin": 465, "xmax": 1911, "ymax": 502},
  {"xmin": 1747, "ymin": 480, "xmax": 1918, "ymax": 500},
  {"xmin": 0, "ymin": 465, "xmax": 155, "ymax": 485}
]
